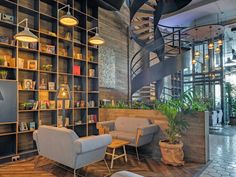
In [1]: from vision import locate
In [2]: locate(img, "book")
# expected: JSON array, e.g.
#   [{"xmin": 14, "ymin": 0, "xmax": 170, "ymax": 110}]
[
  {"xmin": 29, "ymin": 122, "xmax": 35, "ymax": 131},
  {"xmin": 73, "ymin": 65, "xmax": 81, "ymax": 75}
]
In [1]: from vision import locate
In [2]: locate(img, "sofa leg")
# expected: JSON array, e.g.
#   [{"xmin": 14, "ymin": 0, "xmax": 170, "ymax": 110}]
[{"xmin": 136, "ymin": 147, "xmax": 140, "ymax": 161}]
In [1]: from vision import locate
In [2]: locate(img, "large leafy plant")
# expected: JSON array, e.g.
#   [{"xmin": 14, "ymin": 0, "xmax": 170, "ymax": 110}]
[
  {"xmin": 154, "ymin": 89, "xmax": 209, "ymax": 144},
  {"xmin": 157, "ymin": 99, "xmax": 188, "ymax": 144}
]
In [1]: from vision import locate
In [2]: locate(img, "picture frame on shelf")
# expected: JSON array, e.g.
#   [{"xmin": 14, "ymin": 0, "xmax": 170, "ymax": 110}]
[
  {"xmin": 19, "ymin": 122, "xmax": 28, "ymax": 132},
  {"xmin": 27, "ymin": 60, "xmax": 37, "ymax": 70},
  {"xmin": 23, "ymin": 79, "xmax": 33, "ymax": 90},
  {"xmin": 46, "ymin": 45, "xmax": 55, "ymax": 54},
  {"xmin": 1, "ymin": 13, "xmax": 14, "ymax": 24},
  {"xmin": 48, "ymin": 82, "xmax": 55, "ymax": 90},
  {"xmin": 49, "ymin": 100, "xmax": 56, "ymax": 109}
]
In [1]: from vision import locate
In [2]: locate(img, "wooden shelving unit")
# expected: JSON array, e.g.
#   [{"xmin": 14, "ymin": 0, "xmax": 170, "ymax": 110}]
[{"xmin": 0, "ymin": 0, "xmax": 99, "ymax": 162}]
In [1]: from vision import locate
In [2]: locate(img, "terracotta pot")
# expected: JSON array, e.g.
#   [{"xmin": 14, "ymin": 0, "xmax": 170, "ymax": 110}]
[{"xmin": 159, "ymin": 140, "xmax": 184, "ymax": 166}]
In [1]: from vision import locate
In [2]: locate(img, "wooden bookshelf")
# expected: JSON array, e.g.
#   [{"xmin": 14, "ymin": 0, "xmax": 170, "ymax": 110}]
[{"xmin": 0, "ymin": 0, "xmax": 99, "ymax": 162}]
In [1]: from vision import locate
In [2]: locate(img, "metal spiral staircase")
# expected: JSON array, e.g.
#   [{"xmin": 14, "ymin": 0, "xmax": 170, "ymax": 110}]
[{"xmin": 128, "ymin": 0, "xmax": 192, "ymax": 100}]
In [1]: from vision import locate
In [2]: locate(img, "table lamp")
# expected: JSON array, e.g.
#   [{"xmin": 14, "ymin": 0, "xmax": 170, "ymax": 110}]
[{"xmin": 57, "ymin": 84, "xmax": 71, "ymax": 127}]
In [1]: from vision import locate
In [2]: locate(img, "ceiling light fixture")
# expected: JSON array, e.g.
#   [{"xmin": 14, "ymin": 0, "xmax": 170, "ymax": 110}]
[
  {"xmin": 88, "ymin": 27, "xmax": 105, "ymax": 45},
  {"xmin": 205, "ymin": 54, "xmax": 209, "ymax": 60},
  {"xmin": 14, "ymin": 18, "xmax": 38, "ymax": 43},
  {"xmin": 59, "ymin": 5, "xmax": 78, "ymax": 27},
  {"xmin": 208, "ymin": 42, "xmax": 214, "ymax": 50},
  {"xmin": 195, "ymin": 50, "xmax": 200, "ymax": 58},
  {"xmin": 217, "ymin": 39, "xmax": 223, "ymax": 46}
]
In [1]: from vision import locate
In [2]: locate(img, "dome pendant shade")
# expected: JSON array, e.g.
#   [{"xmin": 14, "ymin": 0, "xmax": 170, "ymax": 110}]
[
  {"xmin": 60, "ymin": 11, "xmax": 78, "ymax": 26},
  {"xmin": 217, "ymin": 39, "xmax": 223, "ymax": 46},
  {"xmin": 205, "ymin": 54, "xmax": 209, "ymax": 60},
  {"xmin": 194, "ymin": 50, "xmax": 200, "ymax": 58},
  {"xmin": 208, "ymin": 42, "xmax": 214, "ymax": 50},
  {"xmin": 89, "ymin": 33, "xmax": 105, "ymax": 45},
  {"xmin": 14, "ymin": 27, "xmax": 38, "ymax": 42}
]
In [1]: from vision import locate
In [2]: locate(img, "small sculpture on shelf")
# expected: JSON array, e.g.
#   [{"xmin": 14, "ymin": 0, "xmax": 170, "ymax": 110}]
[
  {"xmin": 65, "ymin": 32, "xmax": 72, "ymax": 40},
  {"xmin": 39, "ymin": 78, "xmax": 47, "ymax": 90},
  {"xmin": 42, "ymin": 64, "xmax": 53, "ymax": 71},
  {"xmin": 19, "ymin": 122, "xmax": 28, "ymax": 132},
  {"xmin": 88, "ymin": 69, "xmax": 95, "ymax": 77}
]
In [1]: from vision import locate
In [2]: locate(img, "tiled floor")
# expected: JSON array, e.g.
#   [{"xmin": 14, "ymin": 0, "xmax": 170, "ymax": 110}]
[{"xmin": 200, "ymin": 126, "xmax": 236, "ymax": 177}]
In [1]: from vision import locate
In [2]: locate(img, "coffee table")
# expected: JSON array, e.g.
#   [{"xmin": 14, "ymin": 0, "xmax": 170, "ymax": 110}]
[{"xmin": 106, "ymin": 139, "xmax": 129, "ymax": 168}]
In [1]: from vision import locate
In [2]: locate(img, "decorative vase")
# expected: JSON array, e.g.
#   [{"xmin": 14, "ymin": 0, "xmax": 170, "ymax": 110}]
[{"xmin": 159, "ymin": 140, "xmax": 184, "ymax": 166}]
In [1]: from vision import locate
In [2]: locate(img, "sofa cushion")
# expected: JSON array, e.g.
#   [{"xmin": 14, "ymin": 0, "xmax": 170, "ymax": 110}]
[
  {"xmin": 109, "ymin": 131, "xmax": 136, "ymax": 145},
  {"xmin": 115, "ymin": 117, "xmax": 151, "ymax": 133}
]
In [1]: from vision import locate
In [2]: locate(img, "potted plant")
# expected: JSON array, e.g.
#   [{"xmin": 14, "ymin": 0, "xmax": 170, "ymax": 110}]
[
  {"xmin": 156, "ymin": 99, "xmax": 188, "ymax": 166},
  {"xmin": 155, "ymin": 89, "xmax": 210, "ymax": 166},
  {"xmin": 0, "ymin": 70, "xmax": 8, "ymax": 79}
]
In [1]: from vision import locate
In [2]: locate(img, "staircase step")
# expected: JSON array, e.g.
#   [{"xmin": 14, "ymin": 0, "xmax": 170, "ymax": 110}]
[{"xmin": 133, "ymin": 26, "xmax": 153, "ymax": 34}]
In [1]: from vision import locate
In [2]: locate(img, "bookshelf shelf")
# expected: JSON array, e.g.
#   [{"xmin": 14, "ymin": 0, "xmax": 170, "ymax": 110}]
[{"xmin": 0, "ymin": 0, "xmax": 99, "ymax": 162}]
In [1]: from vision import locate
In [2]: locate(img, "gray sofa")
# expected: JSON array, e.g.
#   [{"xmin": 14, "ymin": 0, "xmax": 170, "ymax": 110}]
[
  {"xmin": 111, "ymin": 171, "xmax": 144, "ymax": 177},
  {"xmin": 97, "ymin": 117, "xmax": 158, "ymax": 160},
  {"xmin": 33, "ymin": 125, "xmax": 112, "ymax": 177}
]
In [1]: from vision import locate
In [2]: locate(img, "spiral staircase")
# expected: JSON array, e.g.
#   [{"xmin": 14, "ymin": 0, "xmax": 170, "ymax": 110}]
[{"xmin": 128, "ymin": 0, "xmax": 192, "ymax": 100}]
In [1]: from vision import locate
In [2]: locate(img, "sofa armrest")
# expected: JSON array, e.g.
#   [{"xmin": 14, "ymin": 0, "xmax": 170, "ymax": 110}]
[
  {"xmin": 73, "ymin": 134, "xmax": 112, "ymax": 154},
  {"xmin": 33, "ymin": 130, "xmax": 38, "ymax": 142},
  {"xmin": 96, "ymin": 120, "xmax": 115, "ymax": 131},
  {"xmin": 137, "ymin": 124, "xmax": 159, "ymax": 136}
]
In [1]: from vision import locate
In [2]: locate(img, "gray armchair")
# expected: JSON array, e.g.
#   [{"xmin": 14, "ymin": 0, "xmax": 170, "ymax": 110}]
[
  {"xmin": 97, "ymin": 117, "xmax": 158, "ymax": 160},
  {"xmin": 33, "ymin": 125, "xmax": 112, "ymax": 177}
]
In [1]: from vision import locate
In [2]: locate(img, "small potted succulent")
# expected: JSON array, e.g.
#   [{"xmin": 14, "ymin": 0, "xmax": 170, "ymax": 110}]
[{"xmin": 0, "ymin": 70, "xmax": 8, "ymax": 79}]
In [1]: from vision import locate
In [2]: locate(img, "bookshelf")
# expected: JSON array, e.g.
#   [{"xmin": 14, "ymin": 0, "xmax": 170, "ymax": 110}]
[{"xmin": 0, "ymin": 0, "xmax": 99, "ymax": 162}]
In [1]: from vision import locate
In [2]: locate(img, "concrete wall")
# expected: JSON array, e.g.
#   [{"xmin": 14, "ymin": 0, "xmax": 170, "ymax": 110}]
[{"xmin": 98, "ymin": 5, "xmax": 130, "ymax": 100}]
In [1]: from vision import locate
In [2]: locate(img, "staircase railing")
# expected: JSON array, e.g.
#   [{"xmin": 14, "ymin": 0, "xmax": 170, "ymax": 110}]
[{"xmin": 131, "ymin": 26, "xmax": 185, "ymax": 79}]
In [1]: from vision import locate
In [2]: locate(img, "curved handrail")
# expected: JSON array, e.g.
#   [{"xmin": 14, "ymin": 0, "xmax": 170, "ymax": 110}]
[{"xmin": 131, "ymin": 28, "xmax": 184, "ymax": 78}]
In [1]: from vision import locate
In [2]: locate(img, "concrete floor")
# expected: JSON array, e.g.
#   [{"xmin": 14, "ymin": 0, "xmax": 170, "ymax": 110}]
[{"xmin": 200, "ymin": 126, "xmax": 236, "ymax": 177}]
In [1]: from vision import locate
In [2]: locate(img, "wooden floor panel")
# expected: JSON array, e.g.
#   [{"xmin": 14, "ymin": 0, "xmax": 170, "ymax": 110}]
[{"xmin": 0, "ymin": 155, "xmax": 205, "ymax": 177}]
